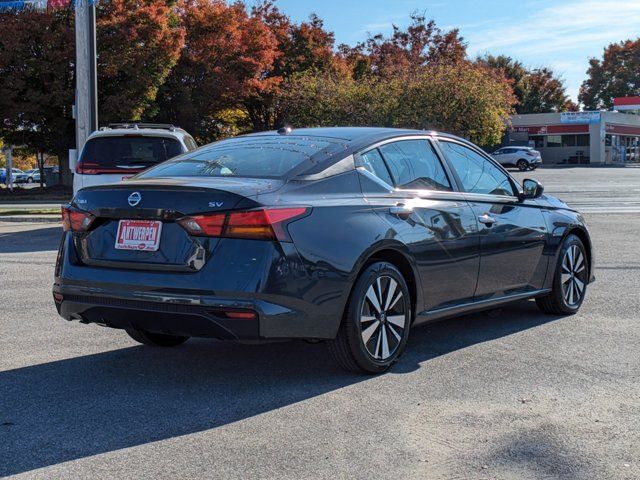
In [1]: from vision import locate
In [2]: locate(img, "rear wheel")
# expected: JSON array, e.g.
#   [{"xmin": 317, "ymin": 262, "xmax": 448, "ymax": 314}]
[
  {"xmin": 328, "ymin": 261, "xmax": 412, "ymax": 374},
  {"xmin": 536, "ymin": 234, "xmax": 588, "ymax": 315},
  {"xmin": 517, "ymin": 159, "xmax": 529, "ymax": 171},
  {"xmin": 27, "ymin": 177, "xmax": 34, "ymax": 183},
  {"xmin": 125, "ymin": 328, "xmax": 189, "ymax": 347}
]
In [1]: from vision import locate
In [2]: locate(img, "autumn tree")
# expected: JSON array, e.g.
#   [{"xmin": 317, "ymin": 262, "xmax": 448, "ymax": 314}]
[
  {"xmin": 0, "ymin": 1, "xmax": 186, "ymax": 186},
  {"xmin": 243, "ymin": 1, "xmax": 345, "ymax": 131},
  {"xmin": 97, "ymin": 0, "xmax": 185, "ymax": 123},
  {"xmin": 478, "ymin": 54, "xmax": 576, "ymax": 113},
  {"xmin": 579, "ymin": 38, "xmax": 640, "ymax": 110},
  {"xmin": 153, "ymin": 0, "xmax": 279, "ymax": 143},
  {"xmin": 342, "ymin": 12, "xmax": 467, "ymax": 78}
]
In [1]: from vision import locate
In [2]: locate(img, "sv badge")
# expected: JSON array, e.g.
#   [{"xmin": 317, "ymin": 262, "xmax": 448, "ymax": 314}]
[{"xmin": 208, "ymin": 201, "xmax": 224, "ymax": 208}]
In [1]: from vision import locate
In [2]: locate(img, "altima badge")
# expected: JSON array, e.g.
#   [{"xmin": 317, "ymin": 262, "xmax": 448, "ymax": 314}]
[{"xmin": 128, "ymin": 192, "xmax": 142, "ymax": 207}]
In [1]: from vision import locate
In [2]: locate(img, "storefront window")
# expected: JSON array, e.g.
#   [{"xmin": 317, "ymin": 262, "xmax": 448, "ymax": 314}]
[
  {"xmin": 576, "ymin": 134, "xmax": 590, "ymax": 146},
  {"xmin": 562, "ymin": 135, "xmax": 576, "ymax": 147},
  {"xmin": 530, "ymin": 136, "xmax": 544, "ymax": 148},
  {"xmin": 546, "ymin": 135, "xmax": 562, "ymax": 147}
]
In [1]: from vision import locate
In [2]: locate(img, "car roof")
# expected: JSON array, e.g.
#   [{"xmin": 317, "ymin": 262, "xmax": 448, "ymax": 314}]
[
  {"xmin": 87, "ymin": 128, "xmax": 190, "ymax": 140},
  {"xmin": 244, "ymin": 126, "xmax": 473, "ymax": 150}
]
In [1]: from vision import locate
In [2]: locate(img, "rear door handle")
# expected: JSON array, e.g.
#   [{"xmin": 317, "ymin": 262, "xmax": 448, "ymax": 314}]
[
  {"xmin": 478, "ymin": 214, "xmax": 496, "ymax": 225},
  {"xmin": 390, "ymin": 204, "xmax": 413, "ymax": 218}
]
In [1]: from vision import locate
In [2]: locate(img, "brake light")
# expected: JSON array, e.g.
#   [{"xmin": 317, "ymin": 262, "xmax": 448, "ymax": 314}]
[
  {"xmin": 526, "ymin": 151, "xmax": 536, "ymax": 157},
  {"xmin": 178, "ymin": 207, "xmax": 309, "ymax": 241},
  {"xmin": 61, "ymin": 206, "xmax": 95, "ymax": 232},
  {"xmin": 75, "ymin": 162, "xmax": 142, "ymax": 175}
]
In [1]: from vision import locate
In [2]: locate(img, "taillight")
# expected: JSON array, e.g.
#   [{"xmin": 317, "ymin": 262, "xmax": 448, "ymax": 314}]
[
  {"xmin": 61, "ymin": 205, "xmax": 95, "ymax": 232},
  {"xmin": 526, "ymin": 151, "xmax": 536, "ymax": 157},
  {"xmin": 178, "ymin": 207, "xmax": 309, "ymax": 241}
]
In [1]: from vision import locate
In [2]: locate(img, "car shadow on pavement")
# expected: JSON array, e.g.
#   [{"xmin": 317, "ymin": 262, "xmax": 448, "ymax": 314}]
[
  {"xmin": 0, "ymin": 300, "xmax": 561, "ymax": 476},
  {"xmin": 0, "ymin": 225, "xmax": 61, "ymax": 254}
]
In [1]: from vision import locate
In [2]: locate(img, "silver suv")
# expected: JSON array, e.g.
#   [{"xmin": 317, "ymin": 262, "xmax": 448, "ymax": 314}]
[
  {"xmin": 73, "ymin": 123, "xmax": 198, "ymax": 194},
  {"xmin": 491, "ymin": 146, "xmax": 542, "ymax": 171}
]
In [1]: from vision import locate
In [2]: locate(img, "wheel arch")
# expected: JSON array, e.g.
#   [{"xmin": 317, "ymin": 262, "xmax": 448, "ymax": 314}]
[
  {"xmin": 350, "ymin": 244, "xmax": 422, "ymax": 323},
  {"xmin": 564, "ymin": 226, "xmax": 593, "ymax": 280}
]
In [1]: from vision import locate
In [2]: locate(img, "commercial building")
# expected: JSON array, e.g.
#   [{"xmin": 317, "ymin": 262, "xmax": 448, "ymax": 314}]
[{"xmin": 507, "ymin": 97, "xmax": 640, "ymax": 165}]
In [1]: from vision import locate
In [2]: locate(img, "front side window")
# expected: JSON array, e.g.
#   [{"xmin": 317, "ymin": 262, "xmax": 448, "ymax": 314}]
[
  {"xmin": 439, "ymin": 141, "xmax": 515, "ymax": 197},
  {"xmin": 378, "ymin": 140, "xmax": 451, "ymax": 191}
]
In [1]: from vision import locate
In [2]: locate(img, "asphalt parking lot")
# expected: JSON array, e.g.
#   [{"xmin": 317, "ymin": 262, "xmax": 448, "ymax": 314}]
[{"xmin": 1, "ymin": 167, "xmax": 639, "ymax": 479}]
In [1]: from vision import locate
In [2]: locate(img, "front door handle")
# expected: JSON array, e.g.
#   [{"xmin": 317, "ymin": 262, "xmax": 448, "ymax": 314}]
[
  {"xmin": 478, "ymin": 213, "xmax": 497, "ymax": 225},
  {"xmin": 390, "ymin": 204, "xmax": 413, "ymax": 218}
]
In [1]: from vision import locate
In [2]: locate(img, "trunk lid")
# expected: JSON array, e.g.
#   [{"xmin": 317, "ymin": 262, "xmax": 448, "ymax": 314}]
[{"xmin": 71, "ymin": 177, "xmax": 282, "ymax": 271}]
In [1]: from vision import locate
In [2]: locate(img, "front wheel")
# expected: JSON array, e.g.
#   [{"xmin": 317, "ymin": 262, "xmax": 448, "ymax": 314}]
[
  {"xmin": 126, "ymin": 328, "xmax": 189, "ymax": 347},
  {"xmin": 536, "ymin": 234, "xmax": 588, "ymax": 315},
  {"xmin": 328, "ymin": 261, "xmax": 412, "ymax": 374},
  {"xmin": 517, "ymin": 159, "xmax": 529, "ymax": 171},
  {"xmin": 27, "ymin": 177, "xmax": 34, "ymax": 183}
]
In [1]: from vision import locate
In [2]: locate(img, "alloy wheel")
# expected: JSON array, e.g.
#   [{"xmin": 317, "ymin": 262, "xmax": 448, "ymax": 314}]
[
  {"xmin": 561, "ymin": 245, "xmax": 587, "ymax": 307},
  {"xmin": 360, "ymin": 275, "xmax": 407, "ymax": 360}
]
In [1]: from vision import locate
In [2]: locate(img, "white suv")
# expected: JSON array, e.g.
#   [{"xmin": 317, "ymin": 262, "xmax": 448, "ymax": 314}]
[
  {"xmin": 491, "ymin": 146, "xmax": 542, "ymax": 171},
  {"xmin": 73, "ymin": 123, "xmax": 198, "ymax": 194}
]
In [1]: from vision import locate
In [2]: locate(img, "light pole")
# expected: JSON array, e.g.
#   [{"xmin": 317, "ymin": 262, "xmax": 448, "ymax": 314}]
[{"xmin": 71, "ymin": 0, "xmax": 98, "ymax": 172}]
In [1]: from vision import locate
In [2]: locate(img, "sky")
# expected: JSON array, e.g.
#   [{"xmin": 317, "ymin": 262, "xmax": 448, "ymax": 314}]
[{"xmin": 268, "ymin": 0, "xmax": 640, "ymax": 103}]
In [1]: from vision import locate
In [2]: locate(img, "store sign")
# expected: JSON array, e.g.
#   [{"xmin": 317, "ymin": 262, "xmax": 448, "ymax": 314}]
[
  {"xmin": 560, "ymin": 112, "xmax": 600, "ymax": 124},
  {"xmin": 613, "ymin": 97, "xmax": 640, "ymax": 111}
]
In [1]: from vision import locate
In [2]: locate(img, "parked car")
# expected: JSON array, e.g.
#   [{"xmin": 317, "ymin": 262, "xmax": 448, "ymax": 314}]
[
  {"xmin": 492, "ymin": 146, "xmax": 542, "ymax": 171},
  {"xmin": 54, "ymin": 127, "xmax": 594, "ymax": 374},
  {"xmin": 15, "ymin": 168, "xmax": 39, "ymax": 183},
  {"xmin": 73, "ymin": 123, "xmax": 198, "ymax": 194},
  {"xmin": 0, "ymin": 167, "xmax": 24, "ymax": 183}
]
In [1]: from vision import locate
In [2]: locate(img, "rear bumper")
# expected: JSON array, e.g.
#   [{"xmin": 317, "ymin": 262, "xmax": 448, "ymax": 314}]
[
  {"xmin": 53, "ymin": 231, "xmax": 350, "ymax": 341},
  {"xmin": 53, "ymin": 282, "xmax": 339, "ymax": 342}
]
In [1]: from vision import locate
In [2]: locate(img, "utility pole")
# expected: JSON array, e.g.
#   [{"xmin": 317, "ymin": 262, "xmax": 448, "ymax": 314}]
[{"xmin": 73, "ymin": 0, "xmax": 98, "ymax": 165}]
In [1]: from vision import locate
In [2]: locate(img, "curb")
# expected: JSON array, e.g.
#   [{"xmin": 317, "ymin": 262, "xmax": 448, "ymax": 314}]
[{"xmin": 0, "ymin": 215, "xmax": 60, "ymax": 224}]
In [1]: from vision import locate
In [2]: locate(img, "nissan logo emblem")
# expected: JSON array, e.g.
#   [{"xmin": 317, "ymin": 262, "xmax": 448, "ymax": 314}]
[{"xmin": 128, "ymin": 191, "xmax": 142, "ymax": 207}]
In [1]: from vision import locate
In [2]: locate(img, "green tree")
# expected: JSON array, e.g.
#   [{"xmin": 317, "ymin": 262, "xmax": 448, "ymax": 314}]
[
  {"xmin": 279, "ymin": 62, "xmax": 515, "ymax": 146},
  {"xmin": 0, "ymin": 7, "xmax": 75, "ymax": 186},
  {"xmin": 579, "ymin": 38, "xmax": 640, "ymax": 110}
]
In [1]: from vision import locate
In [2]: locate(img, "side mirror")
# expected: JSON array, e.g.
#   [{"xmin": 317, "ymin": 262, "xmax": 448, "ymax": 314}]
[{"xmin": 522, "ymin": 178, "xmax": 544, "ymax": 199}]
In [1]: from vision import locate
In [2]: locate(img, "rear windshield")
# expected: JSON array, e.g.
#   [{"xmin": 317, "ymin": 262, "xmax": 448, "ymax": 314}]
[
  {"xmin": 138, "ymin": 135, "xmax": 348, "ymax": 179},
  {"xmin": 81, "ymin": 136, "xmax": 183, "ymax": 169}
]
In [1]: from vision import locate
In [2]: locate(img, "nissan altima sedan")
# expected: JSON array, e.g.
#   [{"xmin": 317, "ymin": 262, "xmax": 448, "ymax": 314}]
[{"xmin": 53, "ymin": 127, "xmax": 594, "ymax": 373}]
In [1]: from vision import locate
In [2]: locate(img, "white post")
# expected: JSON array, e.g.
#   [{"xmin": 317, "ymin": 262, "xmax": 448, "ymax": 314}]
[
  {"xmin": 3, "ymin": 146, "xmax": 13, "ymax": 191},
  {"xmin": 75, "ymin": 0, "xmax": 98, "ymax": 154}
]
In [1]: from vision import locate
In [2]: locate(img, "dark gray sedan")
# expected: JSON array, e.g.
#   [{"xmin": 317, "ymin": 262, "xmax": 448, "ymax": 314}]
[{"xmin": 53, "ymin": 127, "xmax": 594, "ymax": 373}]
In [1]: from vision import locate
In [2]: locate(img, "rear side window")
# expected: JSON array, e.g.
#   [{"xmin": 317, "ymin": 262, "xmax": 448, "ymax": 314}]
[
  {"xmin": 184, "ymin": 136, "xmax": 198, "ymax": 151},
  {"xmin": 439, "ymin": 141, "xmax": 515, "ymax": 197},
  {"xmin": 81, "ymin": 136, "xmax": 182, "ymax": 170},
  {"xmin": 139, "ymin": 136, "xmax": 347, "ymax": 179},
  {"xmin": 378, "ymin": 140, "xmax": 451, "ymax": 191},
  {"xmin": 360, "ymin": 148, "xmax": 393, "ymax": 185}
]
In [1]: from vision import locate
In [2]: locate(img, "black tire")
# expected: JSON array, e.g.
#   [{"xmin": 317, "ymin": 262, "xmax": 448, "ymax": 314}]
[
  {"xmin": 517, "ymin": 159, "xmax": 529, "ymax": 171},
  {"xmin": 328, "ymin": 261, "xmax": 412, "ymax": 374},
  {"xmin": 125, "ymin": 328, "xmax": 189, "ymax": 347},
  {"xmin": 27, "ymin": 177, "xmax": 34, "ymax": 183},
  {"xmin": 536, "ymin": 234, "xmax": 588, "ymax": 315}
]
